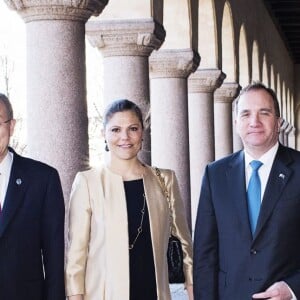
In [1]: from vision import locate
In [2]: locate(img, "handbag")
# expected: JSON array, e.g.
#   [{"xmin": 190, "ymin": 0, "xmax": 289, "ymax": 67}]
[{"xmin": 154, "ymin": 167, "xmax": 185, "ymax": 284}]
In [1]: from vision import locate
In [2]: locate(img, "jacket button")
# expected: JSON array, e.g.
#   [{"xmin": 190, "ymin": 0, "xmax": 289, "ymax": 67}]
[{"xmin": 250, "ymin": 249, "xmax": 257, "ymax": 255}]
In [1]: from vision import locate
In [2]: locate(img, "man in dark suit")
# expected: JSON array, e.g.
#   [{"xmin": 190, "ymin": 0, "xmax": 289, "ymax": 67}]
[
  {"xmin": 0, "ymin": 93, "xmax": 65, "ymax": 299},
  {"xmin": 194, "ymin": 82, "xmax": 300, "ymax": 300}
]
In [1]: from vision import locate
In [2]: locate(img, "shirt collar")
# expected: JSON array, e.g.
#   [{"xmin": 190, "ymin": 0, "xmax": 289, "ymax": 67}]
[
  {"xmin": 0, "ymin": 150, "xmax": 13, "ymax": 176},
  {"xmin": 244, "ymin": 142, "xmax": 279, "ymax": 167}
]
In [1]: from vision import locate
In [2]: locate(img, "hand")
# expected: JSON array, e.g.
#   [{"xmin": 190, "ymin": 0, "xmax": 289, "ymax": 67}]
[
  {"xmin": 186, "ymin": 284, "xmax": 194, "ymax": 300},
  {"xmin": 252, "ymin": 281, "xmax": 293, "ymax": 300}
]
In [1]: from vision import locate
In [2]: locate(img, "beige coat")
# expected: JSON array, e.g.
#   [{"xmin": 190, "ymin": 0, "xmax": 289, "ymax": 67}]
[{"xmin": 65, "ymin": 165, "xmax": 193, "ymax": 300}]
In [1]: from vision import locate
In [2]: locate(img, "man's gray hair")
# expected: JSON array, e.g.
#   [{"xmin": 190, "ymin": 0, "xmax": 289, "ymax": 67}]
[{"xmin": 0, "ymin": 93, "xmax": 14, "ymax": 120}]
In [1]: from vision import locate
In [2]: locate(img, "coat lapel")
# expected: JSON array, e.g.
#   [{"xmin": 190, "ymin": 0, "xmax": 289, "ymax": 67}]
[
  {"xmin": 226, "ymin": 151, "xmax": 253, "ymax": 238},
  {"xmin": 0, "ymin": 152, "xmax": 28, "ymax": 237},
  {"xmin": 100, "ymin": 166, "xmax": 130, "ymax": 299},
  {"xmin": 253, "ymin": 145, "xmax": 292, "ymax": 241}
]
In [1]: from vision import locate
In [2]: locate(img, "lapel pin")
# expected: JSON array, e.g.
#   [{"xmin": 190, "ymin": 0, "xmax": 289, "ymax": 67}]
[
  {"xmin": 279, "ymin": 173, "xmax": 285, "ymax": 180},
  {"xmin": 16, "ymin": 178, "xmax": 22, "ymax": 185}
]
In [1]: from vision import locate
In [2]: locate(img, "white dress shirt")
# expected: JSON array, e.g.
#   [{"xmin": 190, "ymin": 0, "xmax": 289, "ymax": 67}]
[
  {"xmin": 244, "ymin": 142, "xmax": 297, "ymax": 300},
  {"xmin": 244, "ymin": 142, "xmax": 279, "ymax": 200},
  {"xmin": 0, "ymin": 150, "xmax": 13, "ymax": 209}
]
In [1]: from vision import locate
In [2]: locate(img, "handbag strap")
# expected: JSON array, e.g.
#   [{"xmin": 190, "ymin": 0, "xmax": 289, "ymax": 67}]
[{"xmin": 154, "ymin": 167, "xmax": 174, "ymax": 235}]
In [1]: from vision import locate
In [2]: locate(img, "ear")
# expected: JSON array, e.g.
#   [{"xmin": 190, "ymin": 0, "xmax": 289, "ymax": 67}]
[
  {"xmin": 9, "ymin": 119, "xmax": 16, "ymax": 137},
  {"xmin": 277, "ymin": 117, "xmax": 282, "ymax": 133}
]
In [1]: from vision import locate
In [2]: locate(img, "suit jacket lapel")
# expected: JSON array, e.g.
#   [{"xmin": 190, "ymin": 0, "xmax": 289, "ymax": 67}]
[
  {"xmin": 0, "ymin": 152, "xmax": 28, "ymax": 237},
  {"xmin": 227, "ymin": 151, "xmax": 253, "ymax": 239},
  {"xmin": 253, "ymin": 145, "xmax": 292, "ymax": 240}
]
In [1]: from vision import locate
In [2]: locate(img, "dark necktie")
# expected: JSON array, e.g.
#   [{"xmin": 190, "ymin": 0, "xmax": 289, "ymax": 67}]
[{"xmin": 247, "ymin": 160, "xmax": 263, "ymax": 235}]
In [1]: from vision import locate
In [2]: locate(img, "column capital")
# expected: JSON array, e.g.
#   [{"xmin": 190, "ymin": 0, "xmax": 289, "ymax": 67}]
[
  {"xmin": 188, "ymin": 68, "xmax": 226, "ymax": 93},
  {"xmin": 150, "ymin": 49, "xmax": 200, "ymax": 79},
  {"xmin": 214, "ymin": 82, "xmax": 240, "ymax": 104},
  {"xmin": 86, "ymin": 18, "xmax": 166, "ymax": 57},
  {"xmin": 5, "ymin": 0, "xmax": 108, "ymax": 22}
]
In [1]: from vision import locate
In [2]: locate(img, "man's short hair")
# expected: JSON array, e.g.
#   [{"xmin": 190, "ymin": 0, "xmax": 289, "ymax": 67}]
[{"xmin": 0, "ymin": 93, "xmax": 14, "ymax": 120}]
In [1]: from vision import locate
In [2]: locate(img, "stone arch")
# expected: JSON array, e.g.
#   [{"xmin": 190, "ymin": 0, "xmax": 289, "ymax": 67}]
[
  {"xmin": 270, "ymin": 64, "xmax": 275, "ymax": 90},
  {"xmin": 277, "ymin": 75, "xmax": 283, "ymax": 118},
  {"xmin": 262, "ymin": 54, "xmax": 268, "ymax": 86},
  {"xmin": 282, "ymin": 81, "xmax": 287, "ymax": 120},
  {"xmin": 198, "ymin": 0, "xmax": 218, "ymax": 67},
  {"xmin": 221, "ymin": 1, "xmax": 235, "ymax": 82},
  {"xmin": 252, "ymin": 40, "xmax": 260, "ymax": 82},
  {"xmin": 287, "ymin": 88, "xmax": 291, "ymax": 123},
  {"xmin": 296, "ymin": 104, "xmax": 300, "ymax": 148},
  {"xmin": 162, "ymin": 0, "xmax": 192, "ymax": 49},
  {"xmin": 238, "ymin": 24, "xmax": 249, "ymax": 87},
  {"xmin": 100, "ymin": 0, "xmax": 153, "ymax": 19},
  {"xmin": 291, "ymin": 93, "xmax": 295, "ymax": 125}
]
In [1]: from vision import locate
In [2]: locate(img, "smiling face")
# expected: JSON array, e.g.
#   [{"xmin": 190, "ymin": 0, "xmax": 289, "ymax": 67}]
[
  {"xmin": 104, "ymin": 110, "xmax": 143, "ymax": 162},
  {"xmin": 235, "ymin": 89, "xmax": 281, "ymax": 158}
]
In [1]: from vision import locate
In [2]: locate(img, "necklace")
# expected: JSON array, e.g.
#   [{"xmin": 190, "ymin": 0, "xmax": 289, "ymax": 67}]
[{"xmin": 129, "ymin": 193, "xmax": 146, "ymax": 250}]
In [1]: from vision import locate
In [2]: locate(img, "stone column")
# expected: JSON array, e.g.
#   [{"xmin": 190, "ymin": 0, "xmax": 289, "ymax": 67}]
[
  {"xmin": 285, "ymin": 123, "xmax": 293, "ymax": 147},
  {"xmin": 289, "ymin": 126, "xmax": 296, "ymax": 149},
  {"xmin": 279, "ymin": 120, "xmax": 288, "ymax": 145},
  {"xmin": 150, "ymin": 49, "xmax": 200, "ymax": 228},
  {"xmin": 214, "ymin": 82, "xmax": 240, "ymax": 159},
  {"xmin": 86, "ymin": 19, "xmax": 165, "ymax": 164},
  {"xmin": 188, "ymin": 68, "xmax": 225, "ymax": 229},
  {"xmin": 5, "ymin": 0, "xmax": 108, "ymax": 198}
]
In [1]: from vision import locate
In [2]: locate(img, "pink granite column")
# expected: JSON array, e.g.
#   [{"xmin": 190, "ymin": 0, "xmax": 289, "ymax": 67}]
[
  {"xmin": 279, "ymin": 120, "xmax": 288, "ymax": 145},
  {"xmin": 150, "ymin": 49, "xmax": 200, "ymax": 228},
  {"xmin": 289, "ymin": 127, "xmax": 296, "ymax": 149},
  {"xmin": 6, "ymin": 0, "xmax": 108, "ymax": 198},
  {"xmin": 86, "ymin": 19, "xmax": 165, "ymax": 164},
  {"xmin": 214, "ymin": 82, "xmax": 240, "ymax": 159},
  {"xmin": 188, "ymin": 68, "xmax": 225, "ymax": 228},
  {"xmin": 285, "ymin": 124, "xmax": 293, "ymax": 147}
]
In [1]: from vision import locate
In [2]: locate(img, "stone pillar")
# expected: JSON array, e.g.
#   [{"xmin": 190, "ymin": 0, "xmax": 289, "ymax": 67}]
[
  {"xmin": 285, "ymin": 123, "xmax": 293, "ymax": 147},
  {"xmin": 188, "ymin": 68, "xmax": 225, "ymax": 229},
  {"xmin": 5, "ymin": 0, "xmax": 108, "ymax": 198},
  {"xmin": 150, "ymin": 49, "xmax": 200, "ymax": 229},
  {"xmin": 214, "ymin": 82, "xmax": 240, "ymax": 159},
  {"xmin": 86, "ymin": 19, "xmax": 165, "ymax": 164},
  {"xmin": 279, "ymin": 120, "xmax": 288, "ymax": 145},
  {"xmin": 289, "ymin": 126, "xmax": 296, "ymax": 149}
]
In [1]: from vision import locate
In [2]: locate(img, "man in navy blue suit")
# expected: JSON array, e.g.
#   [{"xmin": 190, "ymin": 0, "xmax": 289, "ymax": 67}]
[
  {"xmin": 194, "ymin": 83, "xmax": 300, "ymax": 300},
  {"xmin": 0, "ymin": 93, "xmax": 65, "ymax": 299}
]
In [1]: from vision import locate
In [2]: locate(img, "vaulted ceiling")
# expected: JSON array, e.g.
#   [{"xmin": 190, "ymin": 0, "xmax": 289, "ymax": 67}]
[{"xmin": 263, "ymin": 0, "xmax": 300, "ymax": 64}]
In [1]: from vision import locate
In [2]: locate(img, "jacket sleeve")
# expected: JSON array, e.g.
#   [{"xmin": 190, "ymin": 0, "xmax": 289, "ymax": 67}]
[
  {"xmin": 65, "ymin": 172, "xmax": 92, "ymax": 297},
  {"xmin": 168, "ymin": 170, "xmax": 193, "ymax": 286},
  {"xmin": 193, "ymin": 165, "xmax": 219, "ymax": 300},
  {"xmin": 42, "ymin": 168, "xmax": 65, "ymax": 300}
]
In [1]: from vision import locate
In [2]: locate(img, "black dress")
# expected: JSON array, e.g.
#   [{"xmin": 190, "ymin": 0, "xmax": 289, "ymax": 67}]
[{"xmin": 124, "ymin": 179, "xmax": 157, "ymax": 300}]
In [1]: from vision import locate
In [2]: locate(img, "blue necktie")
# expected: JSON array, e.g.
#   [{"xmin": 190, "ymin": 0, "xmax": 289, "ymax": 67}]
[{"xmin": 247, "ymin": 160, "xmax": 263, "ymax": 235}]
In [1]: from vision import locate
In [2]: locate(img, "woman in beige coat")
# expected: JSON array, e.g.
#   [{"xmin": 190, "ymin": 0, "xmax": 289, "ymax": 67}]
[{"xmin": 65, "ymin": 99, "xmax": 193, "ymax": 300}]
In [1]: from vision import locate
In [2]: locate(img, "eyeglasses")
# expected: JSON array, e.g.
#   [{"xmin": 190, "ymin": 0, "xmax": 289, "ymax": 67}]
[{"xmin": 0, "ymin": 119, "xmax": 11, "ymax": 126}]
